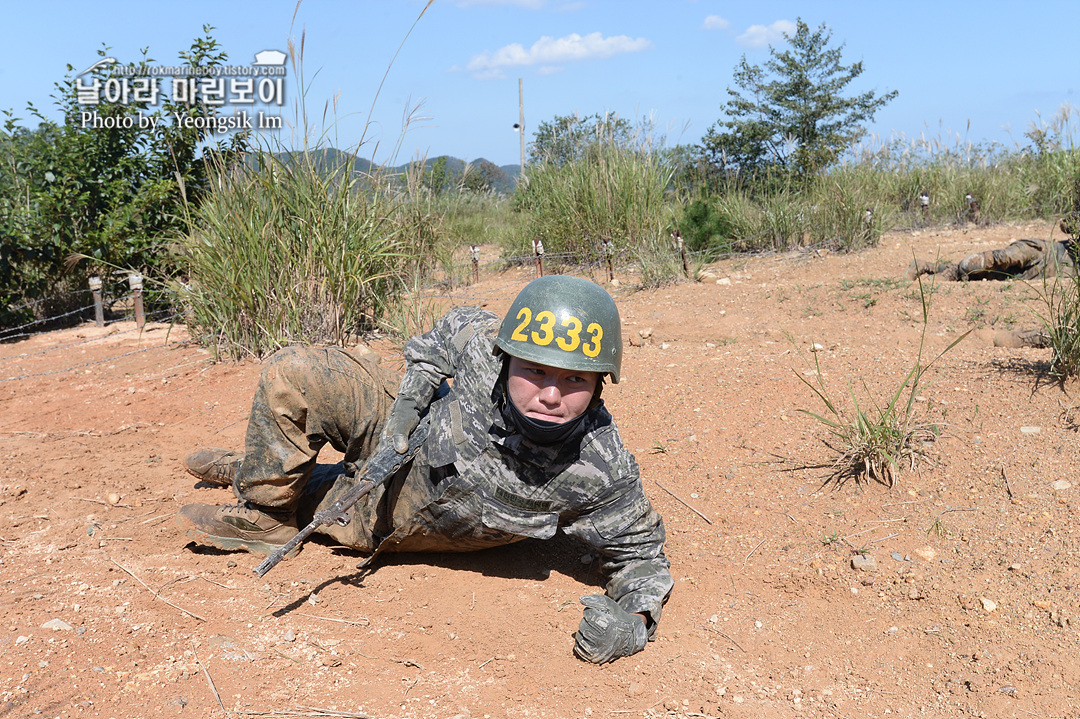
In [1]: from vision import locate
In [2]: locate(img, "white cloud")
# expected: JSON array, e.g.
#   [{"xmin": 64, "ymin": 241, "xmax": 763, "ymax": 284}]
[
  {"xmin": 466, "ymin": 32, "xmax": 652, "ymax": 78},
  {"xmin": 736, "ymin": 20, "xmax": 796, "ymax": 49},
  {"xmin": 703, "ymin": 15, "xmax": 730, "ymax": 31}
]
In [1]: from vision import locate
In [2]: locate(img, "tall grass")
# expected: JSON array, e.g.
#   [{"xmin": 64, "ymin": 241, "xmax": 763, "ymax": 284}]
[
  {"xmin": 513, "ymin": 130, "xmax": 679, "ymax": 285},
  {"xmin": 174, "ymin": 153, "xmax": 410, "ymax": 359}
]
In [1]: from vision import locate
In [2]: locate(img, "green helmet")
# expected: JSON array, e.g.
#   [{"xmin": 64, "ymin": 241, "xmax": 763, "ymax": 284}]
[{"xmin": 495, "ymin": 275, "xmax": 622, "ymax": 383}]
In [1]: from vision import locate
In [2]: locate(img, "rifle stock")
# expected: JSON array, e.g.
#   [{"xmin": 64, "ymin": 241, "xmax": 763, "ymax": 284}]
[{"xmin": 254, "ymin": 417, "xmax": 431, "ymax": 577}]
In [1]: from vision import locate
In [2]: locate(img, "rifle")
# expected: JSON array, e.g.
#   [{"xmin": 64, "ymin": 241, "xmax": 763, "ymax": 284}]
[{"xmin": 254, "ymin": 416, "xmax": 431, "ymax": 577}]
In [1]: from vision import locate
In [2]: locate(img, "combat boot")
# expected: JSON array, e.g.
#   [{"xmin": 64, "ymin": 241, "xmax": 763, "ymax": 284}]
[
  {"xmin": 182, "ymin": 448, "xmax": 244, "ymax": 487},
  {"xmin": 175, "ymin": 501, "xmax": 298, "ymax": 555},
  {"xmin": 905, "ymin": 259, "xmax": 958, "ymax": 281},
  {"xmin": 994, "ymin": 328, "xmax": 1051, "ymax": 348}
]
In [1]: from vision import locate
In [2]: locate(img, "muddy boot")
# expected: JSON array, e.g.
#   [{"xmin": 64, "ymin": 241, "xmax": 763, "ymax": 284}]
[
  {"xmin": 906, "ymin": 259, "xmax": 958, "ymax": 281},
  {"xmin": 183, "ymin": 448, "xmax": 244, "ymax": 487},
  {"xmin": 994, "ymin": 329, "xmax": 1051, "ymax": 348},
  {"xmin": 175, "ymin": 501, "xmax": 298, "ymax": 555}
]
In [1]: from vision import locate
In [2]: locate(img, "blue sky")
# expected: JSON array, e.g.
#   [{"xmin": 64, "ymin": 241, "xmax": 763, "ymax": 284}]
[{"xmin": 1, "ymin": 0, "xmax": 1077, "ymax": 167}]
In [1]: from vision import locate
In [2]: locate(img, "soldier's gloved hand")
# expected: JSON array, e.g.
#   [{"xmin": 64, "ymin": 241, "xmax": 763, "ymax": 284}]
[
  {"xmin": 383, "ymin": 395, "xmax": 421, "ymax": 454},
  {"xmin": 573, "ymin": 595, "xmax": 647, "ymax": 664}
]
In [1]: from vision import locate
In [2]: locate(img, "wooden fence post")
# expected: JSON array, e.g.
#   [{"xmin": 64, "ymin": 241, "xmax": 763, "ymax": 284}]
[
  {"xmin": 89, "ymin": 275, "xmax": 104, "ymax": 327},
  {"xmin": 672, "ymin": 230, "xmax": 689, "ymax": 277},
  {"xmin": 128, "ymin": 273, "xmax": 145, "ymax": 330},
  {"xmin": 602, "ymin": 238, "xmax": 614, "ymax": 282},
  {"xmin": 533, "ymin": 238, "xmax": 545, "ymax": 277}
]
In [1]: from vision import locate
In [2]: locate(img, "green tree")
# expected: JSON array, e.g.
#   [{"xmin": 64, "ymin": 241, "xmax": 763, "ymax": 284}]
[
  {"xmin": 0, "ymin": 26, "xmax": 246, "ymax": 325},
  {"xmin": 460, "ymin": 158, "xmax": 507, "ymax": 193},
  {"xmin": 701, "ymin": 19, "xmax": 897, "ymax": 182},
  {"xmin": 528, "ymin": 112, "xmax": 632, "ymax": 166},
  {"xmin": 420, "ymin": 156, "xmax": 450, "ymax": 195}
]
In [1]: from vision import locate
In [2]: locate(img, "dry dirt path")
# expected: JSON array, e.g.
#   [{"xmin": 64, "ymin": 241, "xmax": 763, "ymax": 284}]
[{"xmin": 2, "ymin": 222, "xmax": 1079, "ymax": 719}]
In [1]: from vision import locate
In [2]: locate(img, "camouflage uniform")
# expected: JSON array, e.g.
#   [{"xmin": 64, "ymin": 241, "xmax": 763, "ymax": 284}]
[
  {"xmin": 237, "ymin": 306, "xmax": 673, "ymax": 629},
  {"xmin": 910, "ymin": 238, "xmax": 1077, "ymax": 281}
]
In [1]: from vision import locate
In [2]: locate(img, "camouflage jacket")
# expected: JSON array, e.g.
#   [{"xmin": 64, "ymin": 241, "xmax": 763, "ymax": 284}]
[{"xmin": 377, "ymin": 306, "xmax": 672, "ymax": 627}]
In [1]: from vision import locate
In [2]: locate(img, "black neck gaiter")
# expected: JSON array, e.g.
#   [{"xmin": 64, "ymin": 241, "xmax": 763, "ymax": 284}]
[{"xmin": 502, "ymin": 392, "xmax": 589, "ymax": 445}]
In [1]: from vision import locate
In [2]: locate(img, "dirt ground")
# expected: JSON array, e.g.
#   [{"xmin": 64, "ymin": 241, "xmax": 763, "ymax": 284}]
[{"xmin": 3, "ymin": 221, "xmax": 1080, "ymax": 719}]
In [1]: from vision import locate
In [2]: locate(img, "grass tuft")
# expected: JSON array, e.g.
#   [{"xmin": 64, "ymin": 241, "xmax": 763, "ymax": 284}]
[{"xmin": 796, "ymin": 274, "xmax": 969, "ymax": 488}]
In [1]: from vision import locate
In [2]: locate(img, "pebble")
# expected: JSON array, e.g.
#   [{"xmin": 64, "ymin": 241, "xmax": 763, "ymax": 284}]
[
  {"xmin": 579, "ymin": 554, "xmax": 594, "ymax": 564},
  {"xmin": 41, "ymin": 619, "xmax": 73, "ymax": 631},
  {"xmin": 914, "ymin": 547, "xmax": 937, "ymax": 561},
  {"xmin": 1051, "ymin": 480, "xmax": 1072, "ymax": 491},
  {"xmin": 891, "ymin": 552, "xmax": 904, "ymax": 562},
  {"xmin": 1020, "ymin": 426, "xmax": 1041, "ymax": 435},
  {"xmin": 15, "ymin": 635, "xmax": 29, "ymax": 645},
  {"xmin": 851, "ymin": 554, "xmax": 877, "ymax": 572},
  {"xmin": 981, "ymin": 598, "xmax": 998, "ymax": 613},
  {"xmin": 717, "ymin": 277, "xmax": 732, "ymax": 286},
  {"xmin": 106, "ymin": 492, "xmax": 121, "ymax": 505},
  {"xmin": 283, "ymin": 630, "xmax": 295, "ymax": 642}
]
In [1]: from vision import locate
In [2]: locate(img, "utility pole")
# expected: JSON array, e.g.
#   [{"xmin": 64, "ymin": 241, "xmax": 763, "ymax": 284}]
[{"xmin": 518, "ymin": 77, "xmax": 525, "ymax": 172}]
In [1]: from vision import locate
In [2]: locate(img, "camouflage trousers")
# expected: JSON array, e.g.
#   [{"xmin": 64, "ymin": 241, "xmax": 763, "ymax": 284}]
[
  {"xmin": 910, "ymin": 239, "xmax": 1076, "ymax": 281},
  {"xmin": 234, "ymin": 346, "xmax": 400, "ymax": 550},
  {"xmin": 958, "ymin": 238, "xmax": 1076, "ymax": 280}
]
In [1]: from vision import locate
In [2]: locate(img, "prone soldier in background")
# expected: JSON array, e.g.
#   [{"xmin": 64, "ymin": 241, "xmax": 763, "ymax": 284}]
[
  {"xmin": 906, "ymin": 215, "xmax": 1080, "ymax": 282},
  {"xmin": 175, "ymin": 275, "xmax": 673, "ymax": 664}
]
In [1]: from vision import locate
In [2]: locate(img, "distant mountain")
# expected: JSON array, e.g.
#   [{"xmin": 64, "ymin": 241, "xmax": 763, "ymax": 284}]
[{"xmin": 266, "ymin": 148, "xmax": 521, "ymax": 194}]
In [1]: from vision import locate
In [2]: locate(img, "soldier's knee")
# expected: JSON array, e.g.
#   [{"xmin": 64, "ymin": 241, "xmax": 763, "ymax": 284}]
[
  {"xmin": 264, "ymin": 345, "xmax": 321, "ymax": 373},
  {"xmin": 957, "ymin": 253, "xmax": 988, "ymax": 279},
  {"xmin": 260, "ymin": 345, "xmax": 325, "ymax": 394}
]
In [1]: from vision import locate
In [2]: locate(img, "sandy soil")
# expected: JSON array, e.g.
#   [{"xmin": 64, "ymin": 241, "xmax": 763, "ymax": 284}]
[{"xmin": 2, "ymin": 221, "xmax": 1080, "ymax": 719}]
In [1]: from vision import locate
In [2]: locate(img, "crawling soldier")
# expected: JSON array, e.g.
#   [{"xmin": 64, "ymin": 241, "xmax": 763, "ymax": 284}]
[
  {"xmin": 907, "ymin": 229, "xmax": 1078, "ymax": 282},
  {"xmin": 175, "ymin": 275, "xmax": 673, "ymax": 664}
]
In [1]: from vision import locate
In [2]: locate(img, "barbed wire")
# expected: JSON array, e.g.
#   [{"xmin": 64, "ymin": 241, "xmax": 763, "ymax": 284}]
[
  {"xmin": 0, "ymin": 301, "xmax": 105, "ymax": 341},
  {"xmin": 0, "ymin": 310, "xmax": 182, "ymax": 366},
  {"xmin": 1, "ymin": 288, "xmax": 94, "ymax": 316},
  {"xmin": 0, "ymin": 235, "xmax": 826, "ymax": 376},
  {"xmin": 0, "ymin": 337, "xmax": 195, "ymax": 384},
  {"xmin": 0, "ymin": 293, "xmax": 142, "ymax": 342}
]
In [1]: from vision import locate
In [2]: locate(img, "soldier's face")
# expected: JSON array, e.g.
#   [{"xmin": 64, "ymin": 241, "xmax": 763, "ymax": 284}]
[{"xmin": 506, "ymin": 356, "xmax": 599, "ymax": 423}]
